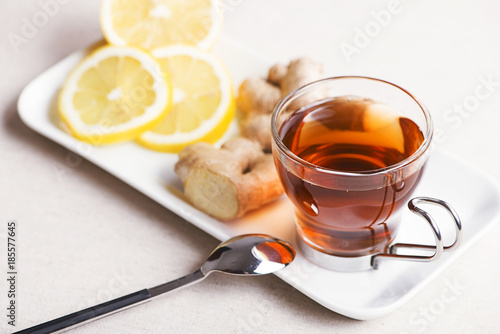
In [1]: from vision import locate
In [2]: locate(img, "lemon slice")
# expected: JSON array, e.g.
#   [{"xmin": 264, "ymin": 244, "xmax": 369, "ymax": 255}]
[
  {"xmin": 100, "ymin": 0, "xmax": 222, "ymax": 51},
  {"xmin": 59, "ymin": 45, "xmax": 172, "ymax": 145},
  {"xmin": 137, "ymin": 45, "xmax": 235, "ymax": 152}
]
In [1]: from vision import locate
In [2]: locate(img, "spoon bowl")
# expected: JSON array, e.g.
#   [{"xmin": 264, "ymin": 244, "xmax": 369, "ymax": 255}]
[{"xmin": 202, "ymin": 234, "xmax": 296, "ymax": 275}]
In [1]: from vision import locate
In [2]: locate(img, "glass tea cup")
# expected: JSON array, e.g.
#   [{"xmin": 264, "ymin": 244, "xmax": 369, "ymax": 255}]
[{"xmin": 271, "ymin": 76, "xmax": 462, "ymax": 271}]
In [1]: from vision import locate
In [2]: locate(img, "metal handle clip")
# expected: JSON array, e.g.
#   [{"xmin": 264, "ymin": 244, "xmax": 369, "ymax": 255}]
[{"xmin": 371, "ymin": 197, "xmax": 462, "ymax": 270}]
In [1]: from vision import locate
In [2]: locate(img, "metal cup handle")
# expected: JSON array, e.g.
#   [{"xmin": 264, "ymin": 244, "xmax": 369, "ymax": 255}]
[{"xmin": 371, "ymin": 197, "xmax": 462, "ymax": 270}]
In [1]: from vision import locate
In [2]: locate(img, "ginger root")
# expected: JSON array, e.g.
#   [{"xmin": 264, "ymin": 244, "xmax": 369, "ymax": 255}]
[
  {"xmin": 236, "ymin": 77, "xmax": 281, "ymax": 117},
  {"xmin": 174, "ymin": 137, "xmax": 284, "ymax": 221},
  {"xmin": 280, "ymin": 57, "xmax": 324, "ymax": 98},
  {"xmin": 237, "ymin": 57, "xmax": 324, "ymax": 151},
  {"xmin": 239, "ymin": 113, "xmax": 272, "ymax": 152}
]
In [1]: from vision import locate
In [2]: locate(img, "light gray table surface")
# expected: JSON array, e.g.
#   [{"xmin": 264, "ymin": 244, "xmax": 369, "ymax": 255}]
[{"xmin": 1, "ymin": 1, "xmax": 500, "ymax": 333}]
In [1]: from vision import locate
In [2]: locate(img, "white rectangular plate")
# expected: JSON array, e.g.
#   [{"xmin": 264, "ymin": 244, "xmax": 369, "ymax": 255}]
[{"xmin": 18, "ymin": 36, "xmax": 500, "ymax": 320}]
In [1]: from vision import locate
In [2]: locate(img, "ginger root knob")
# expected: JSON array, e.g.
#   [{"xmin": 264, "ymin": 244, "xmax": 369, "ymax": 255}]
[
  {"xmin": 236, "ymin": 77, "xmax": 281, "ymax": 116},
  {"xmin": 238, "ymin": 57, "xmax": 324, "ymax": 150},
  {"xmin": 239, "ymin": 113, "xmax": 273, "ymax": 152},
  {"xmin": 174, "ymin": 137, "xmax": 284, "ymax": 221}
]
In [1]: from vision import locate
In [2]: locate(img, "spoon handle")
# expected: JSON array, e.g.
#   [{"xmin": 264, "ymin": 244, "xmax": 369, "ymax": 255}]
[
  {"xmin": 148, "ymin": 268, "xmax": 206, "ymax": 297},
  {"xmin": 14, "ymin": 269, "xmax": 206, "ymax": 334},
  {"xmin": 14, "ymin": 289, "xmax": 150, "ymax": 334}
]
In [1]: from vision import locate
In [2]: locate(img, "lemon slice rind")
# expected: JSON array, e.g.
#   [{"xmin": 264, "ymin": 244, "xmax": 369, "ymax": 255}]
[
  {"xmin": 137, "ymin": 45, "xmax": 235, "ymax": 152},
  {"xmin": 59, "ymin": 45, "xmax": 171, "ymax": 145},
  {"xmin": 100, "ymin": 0, "xmax": 222, "ymax": 51}
]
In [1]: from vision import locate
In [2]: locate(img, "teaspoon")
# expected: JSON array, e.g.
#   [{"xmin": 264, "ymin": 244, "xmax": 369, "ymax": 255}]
[{"xmin": 16, "ymin": 234, "xmax": 295, "ymax": 334}]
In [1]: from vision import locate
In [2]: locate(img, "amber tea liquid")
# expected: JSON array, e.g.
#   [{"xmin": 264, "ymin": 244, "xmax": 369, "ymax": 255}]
[{"xmin": 277, "ymin": 96, "xmax": 426, "ymax": 257}]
